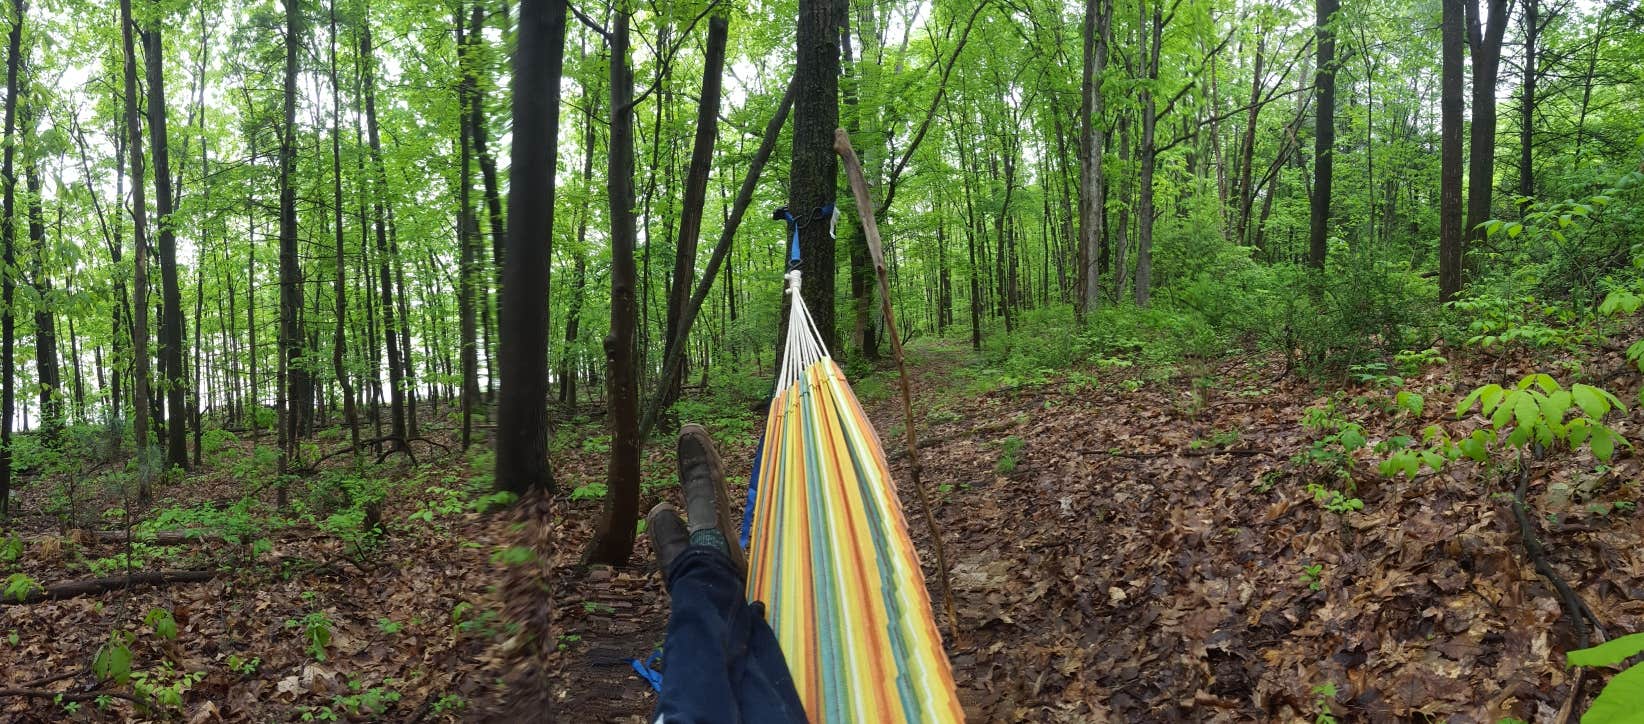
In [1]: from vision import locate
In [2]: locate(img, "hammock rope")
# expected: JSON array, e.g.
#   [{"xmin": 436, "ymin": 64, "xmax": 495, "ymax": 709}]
[{"xmin": 744, "ymin": 218, "xmax": 962, "ymax": 722}]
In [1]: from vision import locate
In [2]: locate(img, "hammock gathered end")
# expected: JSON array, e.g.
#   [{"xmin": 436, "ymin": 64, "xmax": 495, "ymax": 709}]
[{"xmin": 745, "ymin": 269, "xmax": 964, "ymax": 723}]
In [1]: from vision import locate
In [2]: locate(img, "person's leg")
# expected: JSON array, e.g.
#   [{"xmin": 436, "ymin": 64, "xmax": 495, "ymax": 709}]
[{"xmin": 646, "ymin": 426, "xmax": 804, "ymax": 723}]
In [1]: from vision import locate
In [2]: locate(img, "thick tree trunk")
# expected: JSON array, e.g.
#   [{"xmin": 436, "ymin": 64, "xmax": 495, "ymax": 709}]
[
  {"xmin": 1308, "ymin": 0, "xmax": 1338, "ymax": 268},
  {"xmin": 1077, "ymin": 0, "xmax": 1109, "ymax": 319},
  {"xmin": 119, "ymin": 0, "xmax": 154, "ymax": 498},
  {"xmin": 1439, "ymin": 0, "xmax": 1466, "ymax": 301},
  {"xmin": 145, "ymin": 23, "xmax": 189, "ymax": 471},
  {"xmin": 788, "ymin": 0, "xmax": 844, "ymax": 354},
  {"xmin": 1465, "ymin": 0, "xmax": 1511, "ymax": 241},
  {"xmin": 494, "ymin": 0, "xmax": 567, "ymax": 495},
  {"xmin": 278, "ymin": 0, "xmax": 306, "ymax": 482}
]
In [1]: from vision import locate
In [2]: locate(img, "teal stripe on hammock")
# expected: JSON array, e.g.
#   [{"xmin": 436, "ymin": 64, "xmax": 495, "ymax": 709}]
[
  {"xmin": 826, "ymin": 367, "xmax": 923, "ymax": 722},
  {"xmin": 799, "ymin": 374, "xmax": 847, "ymax": 724}
]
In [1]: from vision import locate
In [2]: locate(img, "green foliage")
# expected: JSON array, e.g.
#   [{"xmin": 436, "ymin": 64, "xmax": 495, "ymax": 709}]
[
  {"xmin": 144, "ymin": 608, "xmax": 179, "ymax": 641},
  {"xmin": 1568, "ymin": 632, "xmax": 1644, "ymax": 724},
  {"xmin": 286, "ymin": 612, "xmax": 334, "ymax": 661},
  {"xmin": 227, "ymin": 654, "xmax": 261, "ymax": 676},
  {"xmin": 1311, "ymin": 682, "xmax": 1339, "ymax": 724},
  {"xmin": 92, "ymin": 631, "xmax": 135, "ymax": 685},
  {"xmin": 570, "ymin": 480, "xmax": 608, "ymax": 501},
  {"xmin": 3, "ymin": 572, "xmax": 41, "ymax": 602},
  {"xmin": 1299, "ymin": 563, "xmax": 1324, "ymax": 591},
  {"xmin": 130, "ymin": 662, "xmax": 206, "ymax": 710},
  {"xmin": 995, "ymin": 436, "xmax": 1024, "ymax": 474},
  {"xmin": 0, "ymin": 534, "xmax": 20, "ymax": 564}
]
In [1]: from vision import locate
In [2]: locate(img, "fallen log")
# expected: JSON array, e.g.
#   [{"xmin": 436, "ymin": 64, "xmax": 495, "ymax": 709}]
[
  {"xmin": 88, "ymin": 529, "xmax": 218, "ymax": 545},
  {"xmin": 2, "ymin": 570, "xmax": 215, "ymax": 605}
]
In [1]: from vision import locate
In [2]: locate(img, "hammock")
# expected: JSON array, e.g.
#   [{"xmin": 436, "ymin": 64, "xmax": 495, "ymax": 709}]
[{"xmin": 741, "ymin": 225, "xmax": 962, "ymax": 722}]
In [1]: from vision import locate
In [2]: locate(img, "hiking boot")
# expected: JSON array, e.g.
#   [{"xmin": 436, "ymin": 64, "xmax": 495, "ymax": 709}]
[
  {"xmin": 678, "ymin": 423, "xmax": 747, "ymax": 576},
  {"xmin": 646, "ymin": 503, "xmax": 689, "ymax": 574}
]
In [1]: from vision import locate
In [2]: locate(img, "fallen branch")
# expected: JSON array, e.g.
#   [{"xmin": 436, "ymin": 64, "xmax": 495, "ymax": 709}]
[
  {"xmin": 1507, "ymin": 458, "xmax": 1606, "ymax": 723},
  {"xmin": 0, "ymin": 687, "xmax": 141, "ymax": 704},
  {"xmin": 1, "ymin": 570, "xmax": 216, "ymax": 605},
  {"xmin": 87, "ymin": 529, "xmax": 218, "ymax": 545}
]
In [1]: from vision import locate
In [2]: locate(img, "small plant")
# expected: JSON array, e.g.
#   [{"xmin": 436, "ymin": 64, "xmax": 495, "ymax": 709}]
[
  {"xmin": 996, "ymin": 436, "xmax": 1025, "ymax": 474},
  {"xmin": 376, "ymin": 617, "xmax": 403, "ymax": 634},
  {"xmin": 431, "ymin": 694, "xmax": 467, "ymax": 716},
  {"xmin": 0, "ymin": 535, "xmax": 21, "ymax": 564},
  {"xmin": 582, "ymin": 601, "xmax": 615, "ymax": 615},
  {"xmin": 569, "ymin": 481, "xmax": 608, "ymax": 502},
  {"xmin": 1566, "ymin": 632, "xmax": 1644, "ymax": 724},
  {"xmin": 1311, "ymin": 682, "xmax": 1338, "ymax": 724},
  {"xmin": 1190, "ymin": 427, "xmax": 1241, "ymax": 450},
  {"xmin": 1305, "ymin": 483, "xmax": 1364, "ymax": 514},
  {"xmin": 226, "ymin": 654, "xmax": 261, "ymax": 676},
  {"xmin": 285, "ymin": 612, "xmax": 334, "ymax": 661},
  {"xmin": 556, "ymin": 632, "xmax": 582, "ymax": 651},
  {"xmin": 3, "ymin": 573, "xmax": 40, "ymax": 602},
  {"xmin": 1299, "ymin": 564, "xmax": 1324, "ymax": 591},
  {"xmin": 1393, "ymin": 347, "xmax": 1447, "ymax": 376},
  {"xmin": 144, "ymin": 608, "xmax": 179, "ymax": 641},
  {"xmin": 130, "ymin": 662, "xmax": 206, "ymax": 710},
  {"xmin": 92, "ymin": 631, "xmax": 135, "ymax": 685}
]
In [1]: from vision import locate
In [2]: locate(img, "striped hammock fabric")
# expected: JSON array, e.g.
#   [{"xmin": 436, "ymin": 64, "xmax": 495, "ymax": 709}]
[{"xmin": 744, "ymin": 269, "xmax": 963, "ymax": 723}]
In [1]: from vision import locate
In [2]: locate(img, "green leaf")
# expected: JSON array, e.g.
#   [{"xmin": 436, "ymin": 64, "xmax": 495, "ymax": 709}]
[
  {"xmin": 1591, "ymin": 427, "xmax": 1617, "ymax": 462},
  {"xmin": 1572, "ymin": 384, "xmax": 1611, "ymax": 419},
  {"xmin": 1513, "ymin": 392, "xmax": 1540, "ymax": 430},
  {"xmin": 93, "ymin": 638, "xmax": 132, "ymax": 685},
  {"xmin": 1580, "ymin": 662, "xmax": 1644, "ymax": 724},
  {"xmin": 1569, "ymin": 632, "xmax": 1644, "ymax": 667}
]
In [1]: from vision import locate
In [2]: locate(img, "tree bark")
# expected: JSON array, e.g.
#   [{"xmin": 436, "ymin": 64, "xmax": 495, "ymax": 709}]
[
  {"xmin": 456, "ymin": 5, "xmax": 480, "ymax": 451},
  {"xmin": 1077, "ymin": 0, "xmax": 1109, "ymax": 318},
  {"xmin": 1465, "ymin": 0, "xmax": 1511, "ymax": 241},
  {"xmin": 360, "ymin": 16, "xmax": 407, "ymax": 446},
  {"xmin": 788, "ymin": 0, "xmax": 844, "ymax": 354},
  {"xmin": 494, "ymin": 0, "xmax": 567, "ymax": 496},
  {"xmin": 119, "ymin": 0, "xmax": 153, "ymax": 498},
  {"xmin": 145, "ymin": 21, "xmax": 189, "ymax": 471},
  {"xmin": 278, "ymin": 0, "xmax": 307, "ymax": 482},
  {"xmin": 329, "ymin": 0, "xmax": 360, "ymax": 451},
  {"xmin": 1308, "ymin": 0, "xmax": 1338, "ymax": 268},
  {"xmin": 660, "ymin": 14, "xmax": 727, "ymax": 415},
  {"xmin": 0, "ymin": 0, "xmax": 20, "ymax": 519},
  {"xmin": 1439, "ymin": 0, "xmax": 1466, "ymax": 302},
  {"xmin": 585, "ymin": 7, "xmax": 641, "ymax": 566}
]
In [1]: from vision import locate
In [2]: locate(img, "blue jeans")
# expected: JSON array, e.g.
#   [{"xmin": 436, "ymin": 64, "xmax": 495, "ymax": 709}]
[{"xmin": 654, "ymin": 546, "xmax": 806, "ymax": 724}]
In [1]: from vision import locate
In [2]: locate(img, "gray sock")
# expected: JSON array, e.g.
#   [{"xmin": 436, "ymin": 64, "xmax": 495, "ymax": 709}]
[{"xmin": 689, "ymin": 528, "xmax": 730, "ymax": 555}]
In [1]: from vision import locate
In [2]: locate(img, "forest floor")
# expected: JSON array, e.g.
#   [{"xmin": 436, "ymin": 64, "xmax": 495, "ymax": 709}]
[{"xmin": 2, "ymin": 332, "xmax": 1642, "ymax": 722}]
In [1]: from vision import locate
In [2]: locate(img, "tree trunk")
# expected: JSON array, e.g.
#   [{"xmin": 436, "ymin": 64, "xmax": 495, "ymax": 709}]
[
  {"xmin": 119, "ymin": 0, "xmax": 154, "ymax": 498},
  {"xmin": 1439, "ymin": 0, "xmax": 1466, "ymax": 302},
  {"xmin": 1077, "ymin": 0, "xmax": 1109, "ymax": 319},
  {"xmin": 585, "ymin": 7, "xmax": 641, "ymax": 566},
  {"xmin": 1308, "ymin": 0, "xmax": 1338, "ymax": 268},
  {"xmin": 495, "ymin": 0, "xmax": 567, "ymax": 496},
  {"xmin": 145, "ymin": 22, "xmax": 189, "ymax": 471},
  {"xmin": 1135, "ymin": 2, "xmax": 1160, "ymax": 306},
  {"xmin": 329, "ymin": 0, "xmax": 359, "ymax": 451},
  {"xmin": 1465, "ymin": 0, "xmax": 1511, "ymax": 242},
  {"xmin": 788, "ymin": 0, "xmax": 844, "ymax": 354},
  {"xmin": 456, "ymin": 5, "xmax": 480, "ymax": 451},
  {"xmin": 25, "ymin": 156, "xmax": 60, "ymax": 446},
  {"xmin": 0, "ymin": 0, "xmax": 20, "ymax": 519},
  {"xmin": 278, "ymin": 0, "xmax": 307, "ymax": 483},
  {"xmin": 1518, "ymin": 0, "xmax": 1539, "ymax": 202},
  {"xmin": 661, "ymin": 14, "xmax": 728, "ymax": 414},
  {"xmin": 360, "ymin": 17, "xmax": 407, "ymax": 446}
]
